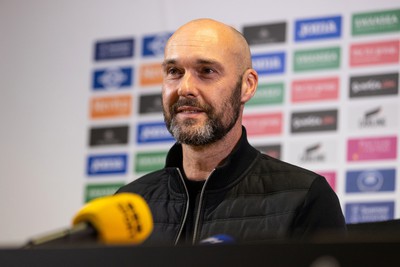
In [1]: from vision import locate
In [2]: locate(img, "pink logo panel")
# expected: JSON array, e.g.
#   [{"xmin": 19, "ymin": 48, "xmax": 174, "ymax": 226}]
[{"xmin": 347, "ymin": 136, "xmax": 397, "ymax": 161}]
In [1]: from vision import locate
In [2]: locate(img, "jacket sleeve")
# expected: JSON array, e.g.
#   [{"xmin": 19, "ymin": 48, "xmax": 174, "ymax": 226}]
[{"xmin": 290, "ymin": 175, "xmax": 347, "ymax": 240}]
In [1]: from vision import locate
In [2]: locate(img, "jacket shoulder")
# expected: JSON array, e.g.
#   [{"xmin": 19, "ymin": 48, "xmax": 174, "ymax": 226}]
[{"xmin": 250, "ymin": 154, "xmax": 322, "ymax": 192}]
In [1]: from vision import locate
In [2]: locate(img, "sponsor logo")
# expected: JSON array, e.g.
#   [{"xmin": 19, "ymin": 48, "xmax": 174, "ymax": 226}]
[
  {"xmin": 85, "ymin": 182, "xmax": 125, "ymax": 202},
  {"xmin": 350, "ymin": 40, "xmax": 399, "ymax": 67},
  {"xmin": 346, "ymin": 169, "xmax": 396, "ymax": 193},
  {"xmin": 87, "ymin": 154, "xmax": 127, "ymax": 175},
  {"xmin": 316, "ymin": 171, "xmax": 336, "ymax": 191},
  {"xmin": 137, "ymin": 122, "xmax": 174, "ymax": 144},
  {"xmin": 348, "ymin": 103, "xmax": 398, "ymax": 132},
  {"xmin": 255, "ymin": 144, "xmax": 281, "ymax": 159},
  {"xmin": 90, "ymin": 95, "xmax": 132, "ymax": 119},
  {"xmin": 291, "ymin": 77, "xmax": 339, "ymax": 103},
  {"xmin": 291, "ymin": 109, "xmax": 338, "ymax": 133},
  {"xmin": 289, "ymin": 139, "xmax": 337, "ymax": 165},
  {"xmin": 252, "ymin": 52, "xmax": 285, "ymax": 75},
  {"xmin": 92, "ymin": 67, "xmax": 133, "ymax": 90},
  {"xmin": 352, "ymin": 9, "xmax": 400, "ymax": 36},
  {"xmin": 300, "ymin": 143, "xmax": 325, "ymax": 162},
  {"xmin": 139, "ymin": 63, "xmax": 163, "ymax": 86},
  {"xmin": 295, "ymin": 15, "xmax": 342, "ymax": 41},
  {"xmin": 139, "ymin": 93, "xmax": 163, "ymax": 114},
  {"xmin": 135, "ymin": 151, "xmax": 168, "ymax": 173},
  {"xmin": 349, "ymin": 72, "xmax": 399, "ymax": 98},
  {"xmin": 247, "ymin": 82, "xmax": 284, "ymax": 107},
  {"xmin": 294, "ymin": 47, "xmax": 340, "ymax": 72},
  {"xmin": 361, "ymin": 107, "xmax": 385, "ymax": 127},
  {"xmin": 347, "ymin": 136, "xmax": 397, "ymax": 162},
  {"xmin": 94, "ymin": 38, "xmax": 134, "ymax": 61},
  {"xmin": 89, "ymin": 125, "xmax": 129, "ymax": 147},
  {"xmin": 345, "ymin": 202, "xmax": 395, "ymax": 223},
  {"xmin": 243, "ymin": 113, "xmax": 283, "ymax": 136},
  {"xmin": 142, "ymin": 32, "xmax": 173, "ymax": 57},
  {"xmin": 243, "ymin": 22, "xmax": 286, "ymax": 45}
]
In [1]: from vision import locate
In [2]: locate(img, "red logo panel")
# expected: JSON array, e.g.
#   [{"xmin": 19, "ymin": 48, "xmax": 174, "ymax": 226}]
[
  {"xmin": 292, "ymin": 77, "xmax": 339, "ymax": 103},
  {"xmin": 350, "ymin": 40, "xmax": 400, "ymax": 67},
  {"xmin": 243, "ymin": 113, "xmax": 283, "ymax": 136}
]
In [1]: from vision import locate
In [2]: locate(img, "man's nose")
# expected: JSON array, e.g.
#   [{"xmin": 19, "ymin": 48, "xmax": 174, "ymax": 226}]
[{"xmin": 178, "ymin": 72, "xmax": 198, "ymax": 97}]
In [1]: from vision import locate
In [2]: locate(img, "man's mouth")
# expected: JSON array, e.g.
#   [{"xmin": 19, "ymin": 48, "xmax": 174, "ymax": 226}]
[{"xmin": 176, "ymin": 106, "xmax": 204, "ymax": 114}]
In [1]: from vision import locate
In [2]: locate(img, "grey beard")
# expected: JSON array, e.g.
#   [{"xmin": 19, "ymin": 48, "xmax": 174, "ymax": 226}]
[
  {"xmin": 163, "ymin": 75, "xmax": 242, "ymax": 146},
  {"xmin": 168, "ymin": 110, "xmax": 230, "ymax": 146}
]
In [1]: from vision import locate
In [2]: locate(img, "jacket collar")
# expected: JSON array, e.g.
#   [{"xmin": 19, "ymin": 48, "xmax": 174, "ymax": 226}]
[{"xmin": 165, "ymin": 126, "xmax": 260, "ymax": 192}]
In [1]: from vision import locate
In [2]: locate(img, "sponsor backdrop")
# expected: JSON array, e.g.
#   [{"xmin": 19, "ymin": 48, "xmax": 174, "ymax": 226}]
[
  {"xmin": 87, "ymin": 6, "xmax": 400, "ymax": 226},
  {"xmin": 0, "ymin": 0, "xmax": 399, "ymax": 245}
]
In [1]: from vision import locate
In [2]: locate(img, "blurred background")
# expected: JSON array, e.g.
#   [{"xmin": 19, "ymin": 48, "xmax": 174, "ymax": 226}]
[{"xmin": 0, "ymin": 0, "xmax": 399, "ymax": 246}]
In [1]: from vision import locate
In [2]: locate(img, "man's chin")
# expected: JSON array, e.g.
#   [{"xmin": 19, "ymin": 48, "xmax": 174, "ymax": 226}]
[
  {"xmin": 173, "ymin": 117, "xmax": 204, "ymax": 128},
  {"xmin": 171, "ymin": 124, "xmax": 212, "ymax": 142},
  {"xmin": 176, "ymin": 124, "xmax": 206, "ymax": 135}
]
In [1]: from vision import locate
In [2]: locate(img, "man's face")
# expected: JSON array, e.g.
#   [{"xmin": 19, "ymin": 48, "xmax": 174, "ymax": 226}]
[{"xmin": 161, "ymin": 27, "xmax": 244, "ymax": 146}]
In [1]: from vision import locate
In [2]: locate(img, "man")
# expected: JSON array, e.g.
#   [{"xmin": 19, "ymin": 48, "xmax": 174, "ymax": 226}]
[{"xmin": 117, "ymin": 18, "xmax": 346, "ymax": 245}]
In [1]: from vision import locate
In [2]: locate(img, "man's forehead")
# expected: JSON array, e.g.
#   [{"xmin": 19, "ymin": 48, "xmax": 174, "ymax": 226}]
[
  {"xmin": 162, "ymin": 21, "xmax": 246, "ymax": 69},
  {"xmin": 164, "ymin": 39, "xmax": 228, "ymax": 64},
  {"xmin": 166, "ymin": 35, "xmax": 221, "ymax": 53}
]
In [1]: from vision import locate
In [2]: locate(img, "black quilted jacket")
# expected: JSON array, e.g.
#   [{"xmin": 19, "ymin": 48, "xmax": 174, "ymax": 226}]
[{"xmin": 117, "ymin": 127, "xmax": 346, "ymax": 245}]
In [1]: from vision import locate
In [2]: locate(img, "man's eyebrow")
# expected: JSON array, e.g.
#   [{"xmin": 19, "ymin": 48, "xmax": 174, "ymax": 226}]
[
  {"xmin": 161, "ymin": 58, "xmax": 223, "ymax": 69},
  {"xmin": 162, "ymin": 59, "xmax": 176, "ymax": 68},
  {"xmin": 195, "ymin": 59, "xmax": 222, "ymax": 67}
]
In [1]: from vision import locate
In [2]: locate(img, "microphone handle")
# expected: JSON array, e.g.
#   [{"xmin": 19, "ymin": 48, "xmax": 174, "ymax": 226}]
[{"xmin": 23, "ymin": 222, "xmax": 97, "ymax": 248}]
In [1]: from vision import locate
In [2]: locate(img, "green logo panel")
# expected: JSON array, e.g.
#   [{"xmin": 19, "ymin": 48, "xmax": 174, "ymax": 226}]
[
  {"xmin": 247, "ymin": 82, "xmax": 284, "ymax": 107},
  {"xmin": 352, "ymin": 9, "xmax": 400, "ymax": 36},
  {"xmin": 135, "ymin": 151, "xmax": 167, "ymax": 173},
  {"xmin": 294, "ymin": 47, "xmax": 340, "ymax": 72},
  {"xmin": 85, "ymin": 182, "xmax": 125, "ymax": 202}
]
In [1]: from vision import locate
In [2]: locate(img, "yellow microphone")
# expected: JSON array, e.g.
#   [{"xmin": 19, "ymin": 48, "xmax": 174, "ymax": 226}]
[
  {"xmin": 24, "ymin": 193, "xmax": 153, "ymax": 248},
  {"xmin": 72, "ymin": 193, "xmax": 153, "ymax": 245}
]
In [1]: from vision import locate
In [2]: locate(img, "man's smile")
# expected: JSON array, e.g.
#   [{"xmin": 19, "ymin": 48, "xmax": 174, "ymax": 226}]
[{"xmin": 176, "ymin": 106, "xmax": 204, "ymax": 113}]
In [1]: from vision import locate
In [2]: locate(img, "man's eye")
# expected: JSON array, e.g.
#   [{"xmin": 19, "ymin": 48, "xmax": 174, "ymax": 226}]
[
  {"xmin": 202, "ymin": 68, "xmax": 215, "ymax": 74},
  {"xmin": 167, "ymin": 68, "xmax": 178, "ymax": 75}
]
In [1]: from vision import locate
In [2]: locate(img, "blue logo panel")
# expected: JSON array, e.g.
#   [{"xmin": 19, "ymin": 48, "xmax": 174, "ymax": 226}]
[
  {"xmin": 346, "ymin": 169, "xmax": 396, "ymax": 193},
  {"xmin": 94, "ymin": 38, "xmax": 134, "ymax": 61},
  {"xmin": 142, "ymin": 32, "xmax": 173, "ymax": 57},
  {"xmin": 137, "ymin": 122, "xmax": 175, "ymax": 144},
  {"xmin": 92, "ymin": 67, "xmax": 133, "ymax": 90},
  {"xmin": 345, "ymin": 202, "xmax": 395, "ymax": 224},
  {"xmin": 252, "ymin": 52, "xmax": 285, "ymax": 75},
  {"xmin": 87, "ymin": 154, "xmax": 127, "ymax": 176},
  {"xmin": 295, "ymin": 15, "xmax": 342, "ymax": 41}
]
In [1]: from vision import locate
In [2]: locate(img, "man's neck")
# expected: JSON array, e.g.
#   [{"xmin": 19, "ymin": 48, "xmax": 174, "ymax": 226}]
[{"xmin": 181, "ymin": 125, "xmax": 242, "ymax": 181}]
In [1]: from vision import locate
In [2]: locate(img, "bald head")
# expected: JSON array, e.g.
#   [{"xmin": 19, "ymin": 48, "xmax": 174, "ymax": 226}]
[
  {"xmin": 165, "ymin": 19, "xmax": 252, "ymax": 73},
  {"xmin": 161, "ymin": 18, "xmax": 258, "ymax": 148}
]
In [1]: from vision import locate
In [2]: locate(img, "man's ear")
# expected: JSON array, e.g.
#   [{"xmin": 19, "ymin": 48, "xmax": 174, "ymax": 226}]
[{"xmin": 241, "ymin": 68, "xmax": 258, "ymax": 104}]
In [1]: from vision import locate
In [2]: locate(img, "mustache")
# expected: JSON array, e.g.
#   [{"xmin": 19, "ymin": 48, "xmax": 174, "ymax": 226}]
[{"xmin": 171, "ymin": 98, "xmax": 212, "ymax": 114}]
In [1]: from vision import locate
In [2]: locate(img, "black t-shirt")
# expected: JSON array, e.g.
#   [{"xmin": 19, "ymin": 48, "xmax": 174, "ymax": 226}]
[{"xmin": 178, "ymin": 178, "xmax": 205, "ymax": 245}]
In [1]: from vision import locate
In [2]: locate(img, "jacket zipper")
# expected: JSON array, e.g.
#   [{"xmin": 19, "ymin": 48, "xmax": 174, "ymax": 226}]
[
  {"xmin": 192, "ymin": 169, "xmax": 216, "ymax": 244},
  {"xmin": 174, "ymin": 168, "xmax": 190, "ymax": 245}
]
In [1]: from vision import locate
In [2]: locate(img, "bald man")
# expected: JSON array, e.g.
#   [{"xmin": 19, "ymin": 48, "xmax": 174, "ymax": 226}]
[{"xmin": 117, "ymin": 19, "xmax": 346, "ymax": 245}]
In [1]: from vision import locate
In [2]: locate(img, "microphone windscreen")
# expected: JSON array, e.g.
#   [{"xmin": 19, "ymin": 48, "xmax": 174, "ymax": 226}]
[{"xmin": 72, "ymin": 193, "xmax": 153, "ymax": 245}]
